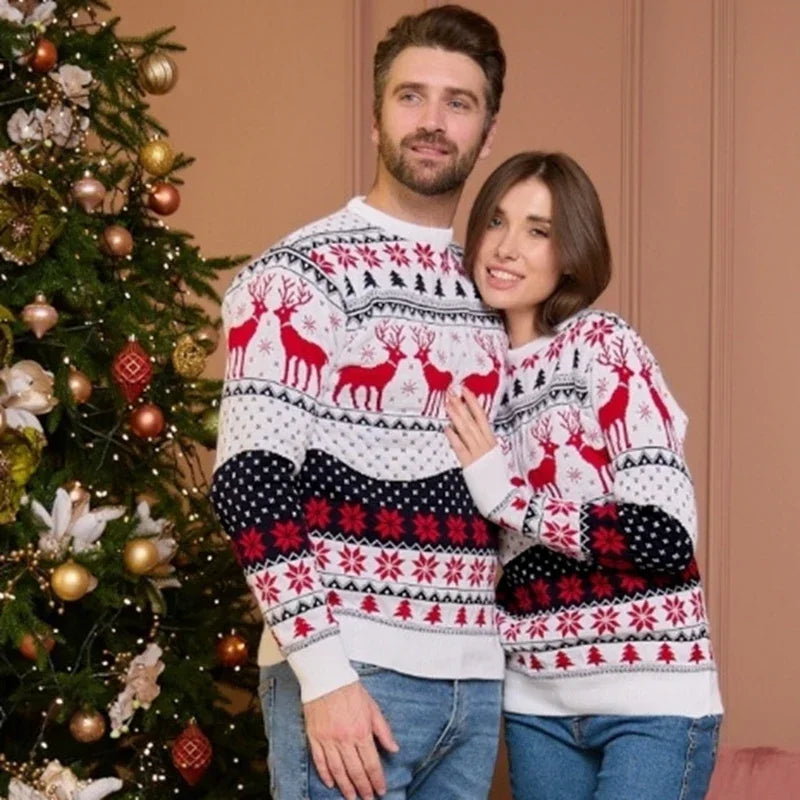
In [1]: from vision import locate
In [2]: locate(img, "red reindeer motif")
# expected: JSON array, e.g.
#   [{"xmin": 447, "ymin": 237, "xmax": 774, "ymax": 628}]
[
  {"xmin": 634, "ymin": 341, "xmax": 678, "ymax": 449},
  {"xmin": 411, "ymin": 327, "xmax": 453, "ymax": 415},
  {"xmin": 227, "ymin": 274, "xmax": 274, "ymax": 379},
  {"xmin": 597, "ymin": 337, "xmax": 634, "ymax": 453},
  {"xmin": 333, "ymin": 321, "xmax": 406, "ymax": 411},
  {"xmin": 462, "ymin": 332, "xmax": 501, "ymax": 413},
  {"xmin": 527, "ymin": 417, "xmax": 560, "ymax": 496},
  {"xmin": 274, "ymin": 277, "xmax": 328, "ymax": 393},
  {"xmin": 558, "ymin": 408, "xmax": 612, "ymax": 493}
]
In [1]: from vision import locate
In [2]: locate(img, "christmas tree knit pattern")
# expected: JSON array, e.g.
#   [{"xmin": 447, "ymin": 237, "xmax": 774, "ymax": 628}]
[
  {"xmin": 212, "ymin": 198, "xmax": 507, "ymax": 702},
  {"xmin": 463, "ymin": 310, "xmax": 723, "ymax": 717}
]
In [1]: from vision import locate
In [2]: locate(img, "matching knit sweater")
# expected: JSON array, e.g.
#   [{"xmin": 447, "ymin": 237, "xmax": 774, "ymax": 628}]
[
  {"xmin": 464, "ymin": 310, "xmax": 723, "ymax": 717},
  {"xmin": 210, "ymin": 198, "xmax": 507, "ymax": 702}
]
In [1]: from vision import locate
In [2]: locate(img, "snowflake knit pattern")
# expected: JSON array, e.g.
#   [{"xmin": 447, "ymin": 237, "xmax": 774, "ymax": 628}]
[
  {"xmin": 211, "ymin": 198, "xmax": 506, "ymax": 702},
  {"xmin": 463, "ymin": 310, "xmax": 723, "ymax": 717}
]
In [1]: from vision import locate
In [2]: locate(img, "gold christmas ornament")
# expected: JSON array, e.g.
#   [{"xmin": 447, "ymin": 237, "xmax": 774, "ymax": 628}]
[
  {"xmin": 216, "ymin": 634, "xmax": 248, "ymax": 668},
  {"xmin": 129, "ymin": 403, "xmax": 165, "ymax": 438},
  {"xmin": 123, "ymin": 537, "xmax": 159, "ymax": 575},
  {"xmin": 51, "ymin": 560, "xmax": 92, "ymax": 602},
  {"xmin": 172, "ymin": 334, "xmax": 206, "ymax": 379},
  {"xmin": 138, "ymin": 52, "xmax": 179, "ymax": 95},
  {"xmin": 67, "ymin": 368, "xmax": 92, "ymax": 405},
  {"xmin": 146, "ymin": 182, "xmax": 180, "ymax": 215},
  {"xmin": 69, "ymin": 709, "xmax": 107, "ymax": 743},
  {"xmin": 101, "ymin": 225, "xmax": 134, "ymax": 258},
  {"xmin": 198, "ymin": 407, "xmax": 219, "ymax": 448},
  {"xmin": 29, "ymin": 37, "xmax": 58, "ymax": 73},
  {"xmin": 71, "ymin": 176, "xmax": 106, "ymax": 213},
  {"xmin": 18, "ymin": 632, "xmax": 55, "ymax": 661},
  {"xmin": 21, "ymin": 293, "xmax": 58, "ymax": 338},
  {"xmin": 139, "ymin": 140, "xmax": 174, "ymax": 177},
  {"xmin": 193, "ymin": 325, "xmax": 219, "ymax": 354}
]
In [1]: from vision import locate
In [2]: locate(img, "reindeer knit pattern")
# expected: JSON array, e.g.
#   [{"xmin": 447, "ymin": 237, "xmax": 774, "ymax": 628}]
[
  {"xmin": 463, "ymin": 310, "xmax": 723, "ymax": 717},
  {"xmin": 211, "ymin": 198, "xmax": 507, "ymax": 702}
]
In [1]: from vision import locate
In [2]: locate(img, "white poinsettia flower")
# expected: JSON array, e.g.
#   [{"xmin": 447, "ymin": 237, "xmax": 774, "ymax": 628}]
[
  {"xmin": 74, "ymin": 778, "xmax": 123, "ymax": 800},
  {"xmin": 26, "ymin": 1, "xmax": 57, "ymax": 26},
  {"xmin": 0, "ymin": 360, "xmax": 58, "ymax": 432},
  {"xmin": 32, "ymin": 488, "xmax": 124, "ymax": 558},
  {"xmin": 133, "ymin": 500, "xmax": 168, "ymax": 536},
  {"xmin": 0, "ymin": 1, "xmax": 24, "ymax": 24},
  {"xmin": 6, "ymin": 108, "xmax": 43, "ymax": 144},
  {"xmin": 9, "ymin": 778, "xmax": 46, "ymax": 800},
  {"xmin": 42, "ymin": 104, "xmax": 90, "ymax": 148},
  {"xmin": 51, "ymin": 64, "xmax": 93, "ymax": 108}
]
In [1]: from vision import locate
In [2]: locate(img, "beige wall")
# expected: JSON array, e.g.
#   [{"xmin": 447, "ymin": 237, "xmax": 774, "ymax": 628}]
[{"xmin": 116, "ymin": 0, "xmax": 800, "ymax": 794}]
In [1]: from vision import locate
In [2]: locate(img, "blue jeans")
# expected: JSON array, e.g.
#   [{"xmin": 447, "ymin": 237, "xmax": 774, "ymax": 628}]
[
  {"xmin": 259, "ymin": 661, "xmax": 502, "ymax": 799},
  {"xmin": 505, "ymin": 713, "xmax": 722, "ymax": 800}
]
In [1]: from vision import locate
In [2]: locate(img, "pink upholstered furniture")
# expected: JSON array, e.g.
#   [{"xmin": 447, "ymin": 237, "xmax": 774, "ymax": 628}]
[{"xmin": 707, "ymin": 747, "xmax": 800, "ymax": 799}]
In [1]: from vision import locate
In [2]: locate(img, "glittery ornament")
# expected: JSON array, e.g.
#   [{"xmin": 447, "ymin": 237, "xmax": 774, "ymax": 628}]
[
  {"xmin": 171, "ymin": 334, "xmax": 205, "ymax": 379},
  {"xmin": 111, "ymin": 339, "xmax": 152, "ymax": 403},
  {"xmin": 171, "ymin": 721, "xmax": 212, "ymax": 786},
  {"xmin": 139, "ymin": 140, "xmax": 174, "ymax": 177}
]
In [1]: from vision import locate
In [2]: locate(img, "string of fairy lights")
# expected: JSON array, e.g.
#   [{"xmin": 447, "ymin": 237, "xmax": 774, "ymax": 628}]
[{"xmin": 0, "ymin": 3, "xmax": 252, "ymax": 796}]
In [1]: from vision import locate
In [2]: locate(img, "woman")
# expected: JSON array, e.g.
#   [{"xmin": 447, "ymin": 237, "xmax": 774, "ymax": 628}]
[{"xmin": 444, "ymin": 152, "xmax": 723, "ymax": 800}]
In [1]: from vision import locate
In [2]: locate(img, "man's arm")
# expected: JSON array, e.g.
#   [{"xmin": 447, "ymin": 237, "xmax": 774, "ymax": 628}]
[{"xmin": 211, "ymin": 256, "xmax": 396, "ymax": 800}]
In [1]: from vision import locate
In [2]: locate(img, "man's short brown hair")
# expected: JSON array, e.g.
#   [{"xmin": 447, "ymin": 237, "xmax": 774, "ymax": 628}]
[{"xmin": 373, "ymin": 5, "xmax": 505, "ymax": 122}]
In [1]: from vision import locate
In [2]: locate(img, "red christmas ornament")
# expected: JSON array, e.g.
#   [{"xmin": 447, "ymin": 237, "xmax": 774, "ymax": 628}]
[
  {"xmin": 111, "ymin": 339, "xmax": 153, "ymax": 403},
  {"xmin": 171, "ymin": 721, "xmax": 213, "ymax": 786}
]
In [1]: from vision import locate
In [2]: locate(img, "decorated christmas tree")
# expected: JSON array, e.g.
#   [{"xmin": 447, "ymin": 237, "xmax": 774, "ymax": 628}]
[{"xmin": 0, "ymin": 2, "xmax": 266, "ymax": 797}]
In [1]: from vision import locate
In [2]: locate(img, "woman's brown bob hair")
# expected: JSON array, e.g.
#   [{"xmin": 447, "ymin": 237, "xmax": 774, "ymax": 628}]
[{"xmin": 463, "ymin": 151, "xmax": 612, "ymax": 334}]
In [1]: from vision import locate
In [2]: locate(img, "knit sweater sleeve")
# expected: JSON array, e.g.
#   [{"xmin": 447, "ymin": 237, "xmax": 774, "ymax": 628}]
[
  {"xmin": 463, "ymin": 324, "xmax": 697, "ymax": 573},
  {"xmin": 210, "ymin": 254, "xmax": 358, "ymax": 702}
]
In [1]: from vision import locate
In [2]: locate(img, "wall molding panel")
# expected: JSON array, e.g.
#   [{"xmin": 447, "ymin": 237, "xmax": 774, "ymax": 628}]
[
  {"xmin": 705, "ymin": 0, "xmax": 736, "ymax": 700},
  {"xmin": 619, "ymin": 0, "xmax": 643, "ymax": 328}
]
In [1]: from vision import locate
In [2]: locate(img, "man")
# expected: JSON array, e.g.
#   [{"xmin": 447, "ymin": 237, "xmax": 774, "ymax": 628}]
[{"xmin": 211, "ymin": 6, "xmax": 506, "ymax": 799}]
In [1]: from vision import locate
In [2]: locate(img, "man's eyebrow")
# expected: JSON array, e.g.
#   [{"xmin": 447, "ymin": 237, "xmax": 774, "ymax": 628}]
[{"xmin": 393, "ymin": 82, "xmax": 481, "ymax": 106}]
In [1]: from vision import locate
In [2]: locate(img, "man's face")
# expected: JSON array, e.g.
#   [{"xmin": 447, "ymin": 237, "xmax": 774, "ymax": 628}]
[{"xmin": 372, "ymin": 46, "xmax": 496, "ymax": 196}]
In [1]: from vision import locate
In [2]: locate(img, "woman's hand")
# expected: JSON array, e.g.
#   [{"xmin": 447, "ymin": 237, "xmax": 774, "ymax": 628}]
[{"xmin": 444, "ymin": 387, "xmax": 497, "ymax": 467}]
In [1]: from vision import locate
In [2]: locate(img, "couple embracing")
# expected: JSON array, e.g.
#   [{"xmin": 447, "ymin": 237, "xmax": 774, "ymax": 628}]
[{"xmin": 212, "ymin": 6, "xmax": 722, "ymax": 799}]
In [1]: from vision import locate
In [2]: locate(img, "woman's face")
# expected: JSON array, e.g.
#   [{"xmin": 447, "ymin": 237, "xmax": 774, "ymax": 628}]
[{"xmin": 473, "ymin": 177, "xmax": 561, "ymax": 334}]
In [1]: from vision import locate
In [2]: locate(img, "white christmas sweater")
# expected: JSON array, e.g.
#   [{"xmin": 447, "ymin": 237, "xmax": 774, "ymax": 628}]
[
  {"xmin": 211, "ymin": 198, "xmax": 507, "ymax": 702},
  {"xmin": 463, "ymin": 310, "xmax": 723, "ymax": 717}
]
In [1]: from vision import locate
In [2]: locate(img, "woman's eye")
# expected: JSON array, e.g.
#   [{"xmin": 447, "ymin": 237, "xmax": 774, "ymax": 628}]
[
  {"xmin": 488, "ymin": 217, "xmax": 502, "ymax": 228},
  {"xmin": 531, "ymin": 228, "xmax": 550, "ymax": 238}
]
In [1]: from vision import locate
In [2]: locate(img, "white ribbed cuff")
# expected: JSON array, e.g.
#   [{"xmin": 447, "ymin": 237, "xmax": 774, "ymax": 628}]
[
  {"xmin": 286, "ymin": 634, "xmax": 359, "ymax": 703},
  {"xmin": 462, "ymin": 446, "xmax": 514, "ymax": 521}
]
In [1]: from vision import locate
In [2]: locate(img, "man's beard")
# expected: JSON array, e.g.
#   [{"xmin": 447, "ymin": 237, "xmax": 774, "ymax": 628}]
[{"xmin": 378, "ymin": 128, "xmax": 484, "ymax": 196}]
